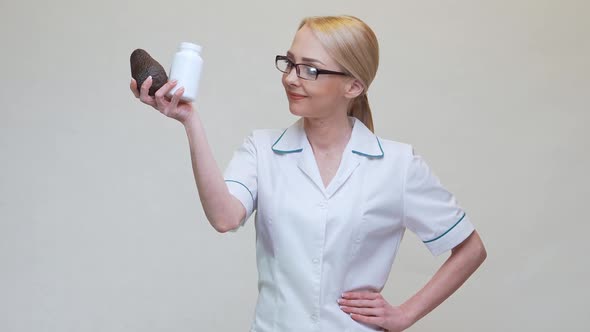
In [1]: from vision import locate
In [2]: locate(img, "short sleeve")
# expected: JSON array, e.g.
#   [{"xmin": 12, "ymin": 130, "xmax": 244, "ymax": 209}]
[
  {"xmin": 223, "ymin": 132, "xmax": 258, "ymax": 229},
  {"xmin": 403, "ymin": 149, "xmax": 475, "ymax": 256}
]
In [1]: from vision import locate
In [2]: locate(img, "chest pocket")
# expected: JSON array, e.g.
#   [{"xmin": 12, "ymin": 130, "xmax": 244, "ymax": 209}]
[{"xmin": 349, "ymin": 171, "xmax": 404, "ymax": 259}]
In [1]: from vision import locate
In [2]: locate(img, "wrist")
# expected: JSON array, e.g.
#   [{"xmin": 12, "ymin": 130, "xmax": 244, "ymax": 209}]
[
  {"xmin": 399, "ymin": 302, "xmax": 418, "ymax": 328},
  {"xmin": 183, "ymin": 112, "xmax": 200, "ymax": 131}
]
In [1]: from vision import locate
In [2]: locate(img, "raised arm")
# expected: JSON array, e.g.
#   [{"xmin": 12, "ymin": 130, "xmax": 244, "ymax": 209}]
[{"xmin": 130, "ymin": 77, "xmax": 245, "ymax": 232}]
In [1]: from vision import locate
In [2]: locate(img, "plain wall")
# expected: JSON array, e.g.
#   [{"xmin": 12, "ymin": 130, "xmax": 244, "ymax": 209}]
[{"xmin": 1, "ymin": 0, "xmax": 588, "ymax": 331}]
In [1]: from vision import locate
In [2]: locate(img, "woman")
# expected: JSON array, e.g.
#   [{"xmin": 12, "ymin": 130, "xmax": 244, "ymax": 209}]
[{"xmin": 130, "ymin": 15, "xmax": 486, "ymax": 332}]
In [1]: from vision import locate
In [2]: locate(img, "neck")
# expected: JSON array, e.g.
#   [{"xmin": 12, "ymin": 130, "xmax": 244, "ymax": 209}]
[{"xmin": 303, "ymin": 114, "xmax": 353, "ymax": 153}]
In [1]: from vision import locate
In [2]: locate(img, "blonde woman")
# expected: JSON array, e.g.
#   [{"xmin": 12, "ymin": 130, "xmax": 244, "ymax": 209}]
[{"xmin": 130, "ymin": 15, "xmax": 486, "ymax": 332}]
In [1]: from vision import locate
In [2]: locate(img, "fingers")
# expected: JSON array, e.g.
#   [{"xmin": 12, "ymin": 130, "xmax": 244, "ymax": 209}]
[
  {"xmin": 154, "ymin": 79, "xmax": 178, "ymax": 109},
  {"xmin": 130, "ymin": 78, "xmax": 140, "ymax": 98},
  {"xmin": 339, "ymin": 291, "xmax": 385, "ymax": 317},
  {"xmin": 340, "ymin": 297, "xmax": 386, "ymax": 328},
  {"xmin": 341, "ymin": 291, "xmax": 380, "ymax": 300},
  {"xmin": 139, "ymin": 76, "xmax": 156, "ymax": 107},
  {"xmin": 167, "ymin": 86, "xmax": 184, "ymax": 112},
  {"xmin": 340, "ymin": 305, "xmax": 384, "ymax": 317},
  {"xmin": 340, "ymin": 292, "xmax": 409, "ymax": 331},
  {"xmin": 349, "ymin": 313, "xmax": 383, "ymax": 327},
  {"xmin": 338, "ymin": 298, "xmax": 383, "ymax": 308}
]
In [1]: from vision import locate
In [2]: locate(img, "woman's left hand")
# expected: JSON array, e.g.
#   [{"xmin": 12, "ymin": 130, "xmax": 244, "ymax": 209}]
[{"xmin": 338, "ymin": 291, "xmax": 414, "ymax": 332}]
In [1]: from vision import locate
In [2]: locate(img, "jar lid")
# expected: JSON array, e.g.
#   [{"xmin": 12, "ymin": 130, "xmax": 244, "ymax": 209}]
[{"xmin": 179, "ymin": 42, "xmax": 202, "ymax": 53}]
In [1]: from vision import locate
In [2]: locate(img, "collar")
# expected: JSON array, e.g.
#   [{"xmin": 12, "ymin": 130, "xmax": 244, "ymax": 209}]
[{"xmin": 271, "ymin": 117, "xmax": 384, "ymax": 158}]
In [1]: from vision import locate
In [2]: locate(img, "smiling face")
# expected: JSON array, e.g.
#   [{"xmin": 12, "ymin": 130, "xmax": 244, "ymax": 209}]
[{"xmin": 281, "ymin": 25, "xmax": 363, "ymax": 119}]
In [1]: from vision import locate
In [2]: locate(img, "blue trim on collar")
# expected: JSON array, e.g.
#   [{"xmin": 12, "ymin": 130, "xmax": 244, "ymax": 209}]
[
  {"xmin": 352, "ymin": 137, "xmax": 384, "ymax": 158},
  {"xmin": 271, "ymin": 128, "xmax": 303, "ymax": 154}
]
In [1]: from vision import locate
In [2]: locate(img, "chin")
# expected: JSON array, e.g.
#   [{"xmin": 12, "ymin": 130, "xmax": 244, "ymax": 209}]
[{"xmin": 287, "ymin": 103, "xmax": 307, "ymax": 117}]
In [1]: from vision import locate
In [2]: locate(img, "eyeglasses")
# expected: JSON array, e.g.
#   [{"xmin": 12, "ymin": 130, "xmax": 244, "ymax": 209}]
[{"xmin": 275, "ymin": 55, "xmax": 349, "ymax": 81}]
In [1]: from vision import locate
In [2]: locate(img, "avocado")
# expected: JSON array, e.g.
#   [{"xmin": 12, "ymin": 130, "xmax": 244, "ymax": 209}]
[{"xmin": 130, "ymin": 49, "xmax": 168, "ymax": 96}]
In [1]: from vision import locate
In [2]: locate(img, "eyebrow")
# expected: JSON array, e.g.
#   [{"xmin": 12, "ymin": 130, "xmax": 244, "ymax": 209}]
[{"xmin": 286, "ymin": 51, "xmax": 326, "ymax": 65}]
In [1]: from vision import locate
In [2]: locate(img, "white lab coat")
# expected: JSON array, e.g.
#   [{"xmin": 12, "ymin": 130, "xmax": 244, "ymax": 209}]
[{"xmin": 223, "ymin": 117, "xmax": 475, "ymax": 332}]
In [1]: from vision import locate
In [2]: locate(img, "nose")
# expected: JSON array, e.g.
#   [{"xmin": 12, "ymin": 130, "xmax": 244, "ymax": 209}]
[{"xmin": 284, "ymin": 66, "xmax": 300, "ymax": 85}]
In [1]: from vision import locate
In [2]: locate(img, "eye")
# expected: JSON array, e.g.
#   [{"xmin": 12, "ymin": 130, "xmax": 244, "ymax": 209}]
[
  {"xmin": 276, "ymin": 57, "xmax": 293, "ymax": 73},
  {"xmin": 303, "ymin": 65, "xmax": 318, "ymax": 76}
]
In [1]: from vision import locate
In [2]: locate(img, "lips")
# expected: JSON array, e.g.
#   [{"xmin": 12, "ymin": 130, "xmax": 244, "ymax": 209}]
[{"xmin": 287, "ymin": 92, "xmax": 307, "ymax": 100}]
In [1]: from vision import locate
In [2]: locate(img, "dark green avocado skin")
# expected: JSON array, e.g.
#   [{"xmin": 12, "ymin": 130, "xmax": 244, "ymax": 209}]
[{"xmin": 130, "ymin": 49, "xmax": 168, "ymax": 96}]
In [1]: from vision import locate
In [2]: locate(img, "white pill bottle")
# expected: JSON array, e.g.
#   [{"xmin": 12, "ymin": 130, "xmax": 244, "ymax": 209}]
[{"xmin": 167, "ymin": 42, "xmax": 203, "ymax": 102}]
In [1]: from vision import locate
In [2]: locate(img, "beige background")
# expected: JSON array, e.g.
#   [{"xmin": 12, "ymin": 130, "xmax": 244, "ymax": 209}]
[{"xmin": 1, "ymin": 0, "xmax": 588, "ymax": 331}]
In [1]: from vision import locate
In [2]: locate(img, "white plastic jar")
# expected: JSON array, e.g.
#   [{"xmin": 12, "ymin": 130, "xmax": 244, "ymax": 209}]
[{"xmin": 167, "ymin": 42, "xmax": 203, "ymax": 102}]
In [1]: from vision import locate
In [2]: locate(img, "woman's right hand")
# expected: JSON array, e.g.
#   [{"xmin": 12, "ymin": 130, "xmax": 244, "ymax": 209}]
[{"xmin": 130, "ymin": 76, "xmax": 195, "ymax": 125}]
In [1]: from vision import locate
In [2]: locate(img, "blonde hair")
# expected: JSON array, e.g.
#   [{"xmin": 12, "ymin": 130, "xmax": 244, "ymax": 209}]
[{"xmin": 298, "ymin": 15, "xmax": 379, "ymax": 132}]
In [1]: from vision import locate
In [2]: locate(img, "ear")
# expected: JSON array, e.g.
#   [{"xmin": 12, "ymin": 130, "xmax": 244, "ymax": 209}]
[{"xmin": 343, "ymin": 78, "xmax": 365, "ymax": 99}]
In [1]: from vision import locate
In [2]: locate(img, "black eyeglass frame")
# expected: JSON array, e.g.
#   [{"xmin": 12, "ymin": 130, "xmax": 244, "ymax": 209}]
[{"xmin": 275, "ymin": 55, "xmax": 349, "ymax": 80}]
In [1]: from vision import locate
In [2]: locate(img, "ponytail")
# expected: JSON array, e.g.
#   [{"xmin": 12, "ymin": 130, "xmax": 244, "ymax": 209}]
[{"xmin": 348, "ymin": 94, "xmax": 374, "ymax": 133}]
